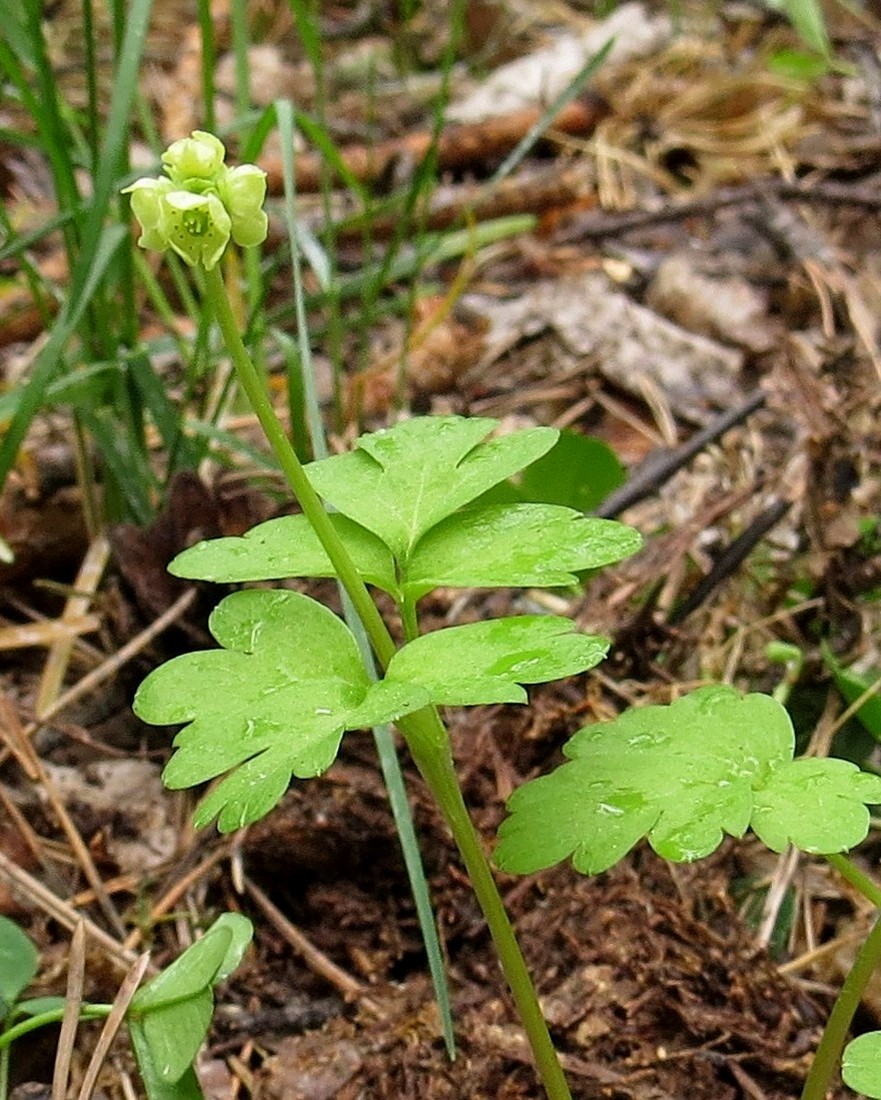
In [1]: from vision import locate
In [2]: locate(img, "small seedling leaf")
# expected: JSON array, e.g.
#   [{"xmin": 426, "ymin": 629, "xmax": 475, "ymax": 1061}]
[
  {"xmin": 305, "ymin": 416, "xmax": 558, "ymax": 559},
  {"xmin": 169, "ymin": 514, "xmax": 397, "ymax": 595},
  {"xmin": 0, "ymin": 915, "xmax": 39, "ymax": 1020},
  {"xmin": 135, "ymin": 590, "xmax": 428, "ymax": 829},
  {"xmin": 129, "ymin": 914, "xmax": 251, "ymax": 1084},
  {"xmin": 131, "ymin": 924, "xmax": 233, "ymax": 1013},
  {"xmin": 496, "ymin": 686, "xmax": 803, "ymax": 875},
  {"xmin": 129, "ymin": 1019, "xmax": 205, "ymax": 1100},
  {"xmin": 843, "ymin": 1031, "xmax": 881, "ymax": 1098},
  {"xmin": 751, "ymin": 758, "xmax": 881, "ymax": 853},
  {"xmin": 205, "ymin": 913, "xmax": 253, "ymax": 983},
  {"xmin": 405, "ymin": 504, "xmax": 641, "ymax": 596},
  {"xmin": 9, "ymin": 995, "xmax": 67, "ymax": 1020},
  {"xmin": 386, "ymin": 617, "xmax": 609, "ymax": 706},
  {"xmin": 141, "ymin": 991, "xmax": 214, "ymax": 1083}
]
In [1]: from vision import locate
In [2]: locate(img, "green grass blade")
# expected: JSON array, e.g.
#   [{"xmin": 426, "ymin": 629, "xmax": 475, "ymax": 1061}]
[
  {"xmin": 127, "ymin": 350, "xmax": 202, "ymax": 474},
  {"xmin": 81, "ymin": 403, "xmax": 154, "ymax": 524},
  {"xmin": 9, "ymin": 4, "xmax": 81, "ymax": 258},
  {"xmin": 68, "ymin": 0, "xmax": 153, "ymax": 306},
  {"xmin": 490, "ymin": 37, "xmax": 614, "ymax": 185},
  {"xmin": 291, "ymin": 110, "xmax": 369, "ymax": 200},
  {"xmin": 275, "ymin": 96, "xmax": 457, "ymax": 1059},
  {"xmin": 0, "ymin": 224, "xmax": 128, "ymax": 490},
  {"xmin": 196, "ymin": 0, "xmax": 217, "ymax": 133}
]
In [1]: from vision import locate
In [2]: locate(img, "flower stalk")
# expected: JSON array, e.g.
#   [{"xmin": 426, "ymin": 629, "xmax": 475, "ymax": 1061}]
[{"xmin": 128, "ymin": 131, "xmax": 572, "ymax": 1100}]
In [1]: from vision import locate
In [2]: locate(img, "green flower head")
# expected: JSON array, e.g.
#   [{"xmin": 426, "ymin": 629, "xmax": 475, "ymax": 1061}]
[{"xmin": 123, "ymin": 131, "xmax": 267, "ymax": 270}]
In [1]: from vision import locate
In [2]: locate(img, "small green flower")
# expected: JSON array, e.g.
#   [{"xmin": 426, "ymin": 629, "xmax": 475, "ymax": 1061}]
[
  {"xmin": 162, "ymin": 130, "xmax": 225, "ymax": 185},
  {"xmin": 163, "ymin": 191, "xmax": 232, "ymax": 270},
  {"xmin": 123, "ymin": 131, "xmax": 267, "ymax": 270},
  {"xmin": 220, "ymin": 165, "xmax": 269, "ymax": 248}
]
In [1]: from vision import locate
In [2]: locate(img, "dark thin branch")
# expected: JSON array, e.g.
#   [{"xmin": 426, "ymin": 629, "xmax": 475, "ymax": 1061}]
[
  {"xmin": 594, "ymin": 388, "xmax": 767, "ymax": 520},
  {"xmin": 667, "ymin": 498, "xmax": 792, "ymax": 626}
]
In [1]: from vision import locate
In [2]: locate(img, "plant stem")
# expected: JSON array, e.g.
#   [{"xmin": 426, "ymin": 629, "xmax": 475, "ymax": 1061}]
[
  {"xmin": 203, "ymin": 263, "xmax": 396, "ymax": 670},
  {"xmin": 826, "ymin": 852, "xmax": 881, "ymax": 909},
  {"xmin": 401, "ymin": 592, "xmax": 420, "ymax": 641},
  {"xmin": 399, "ymin": 592, "xmax": 570, "ymax": 1097},
  {"xmin": 403, "ymin": 708, "xmax": 573, "ymax": 1100},
  {"xmin": 201, "ymin": 259, "xmax": 572, "ymax": 1100},
  {"xmin": 801, "ymin": 911, "xmax": 881, "ymax": 1100},
  {"xmin": 0, "ymin": 1005, "xmax": 111, "ymax": 1051}
]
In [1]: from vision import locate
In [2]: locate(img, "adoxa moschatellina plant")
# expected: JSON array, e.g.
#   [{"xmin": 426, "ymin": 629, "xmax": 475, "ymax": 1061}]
[{"xmin": 129, "ymin": 132, "xmax": 881, "ymax": 1100}]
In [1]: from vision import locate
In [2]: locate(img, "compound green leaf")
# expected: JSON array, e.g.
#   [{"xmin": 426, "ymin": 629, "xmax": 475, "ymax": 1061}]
[
  {"xmin": 305, "ymin": 416, "xmax": 558, "ymax": 560},
  {"xmin": 405, "ymin": 504, "xmax": 642, "ymax": 596},
  {"xmin": 386, "ymin": 616, "xmax": 609, "ymax": 706},
  {"xmin": 751, "ymin": 757, "xmax": 881, "ymax": 853},
  {"xmin": 843, "ymin": 1032, "xmax": 881, "ymax": 1098},
  {"xmin": 134, "ymin": 590, "xmax": 428, "ymax": 830},
  {"xmin": 169, "ymin": 513, "xmax": 397, "ymax": 595},
  {"xmin": 495, "ymin": 686, "xmax": 794, "ymax": 875}
]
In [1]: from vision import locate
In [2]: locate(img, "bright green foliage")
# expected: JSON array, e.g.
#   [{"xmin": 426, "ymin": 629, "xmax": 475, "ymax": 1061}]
[
  {"xmin": 129, "ymin": 913, "xmax": 252, "ymax": 1092},
  {"xmin": 124, "ymin": 131, "xmax": 268, "ymax": 269},
  {"xmin": 404, "ymin": 506, "xmax": 640, "ymax": 598},
  {"xmin": 751, "ymin": 758, "xmax": 881, "ymax": 853},
  {"xmin": 304, "ymin": 416, "xmax": 558, "ymax": 560},
  {"xmin": 134, "ymin": 590, "xmax": 430, "ymax": 830},
  {"xmin": 135, "ymin": 591, "xmax": 612, "ymax": 830},
  {"xmin": 143, "ymin": 416, "xmax": 642, "ymax": 832},
  {"xmin": 169, "ymin": 418, "xmax": 641, "ymax": 602},
  {"xmin": 495, "ymin": 686, "xmax": 881, "ymax": 875},
  {"xmin": 385, "ymin": 618, "xmax": 609, "ymax": 706},
  {"xmin": 489, "ymin": 429, "xmax": 626, "ymax": 513},
  {"xmin": 0, "ymin": 917, "xmax": 38, "ymax": 1022},
  {"xmin": 170, "ymin": 513, "xmax": 397, "ymax": 592},
  {"xmin": 171, "ymin": 504, "xmax": 639, "ymax": 599},
  {"xmin": 843, "ymin": 1032, "xmax": 881, "ymax": 1098}
]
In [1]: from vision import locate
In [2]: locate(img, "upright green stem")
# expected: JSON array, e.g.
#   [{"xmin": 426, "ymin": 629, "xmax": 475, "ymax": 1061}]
[
  {"xmin": 801, "ymin": 912, "xmax": 881, "ymax": 1100},
  {"xmin": 204, "ymin": 264, "xmax": 396, "ymax": 670},
  {"xmin": 201, "ymin": 261, "xmax": 572, "ymax": 1100},
  {"xmin": 826, "ymin": 852, "xmax": 881, "ymax": 909},
  {"xmin": 403, "ymin": 708, "xmax": 572, "ymax": 1100},
  {"xmin": 797, "ymin": 853, "xmax": 881, "ymax": 1100}
]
